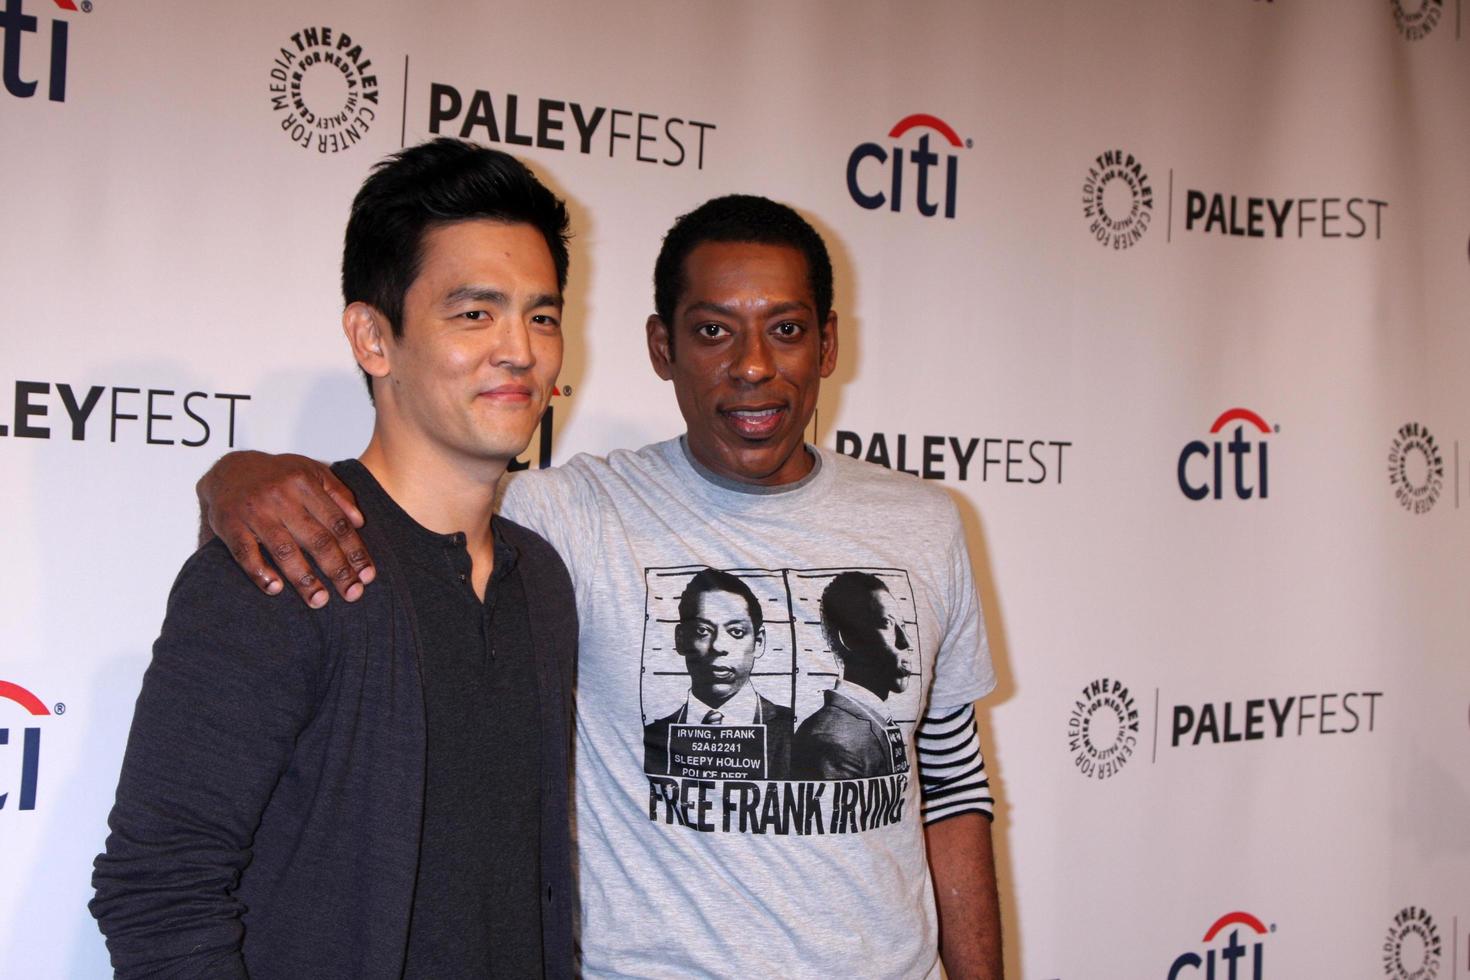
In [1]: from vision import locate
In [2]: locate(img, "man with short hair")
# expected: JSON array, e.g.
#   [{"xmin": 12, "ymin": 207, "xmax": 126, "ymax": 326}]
[
  {"xmin": 198, "ymin": 193, "xmax": 1003, "ymax": 978},
  {"xmin": 90, "ymin": 138, "xmax": 578, "ymax": 978},
  {"xmin": 792, "ymin": 571, "xmax": 916, "ymax": 779},
  {"xmin": 644, "ymin": 567, "xmax": 795, "ymax": 779}
]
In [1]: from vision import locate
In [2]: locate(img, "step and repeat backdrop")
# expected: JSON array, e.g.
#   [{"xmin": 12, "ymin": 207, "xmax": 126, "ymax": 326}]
[{"xmin": 3, "ymin": 0, "xmax": 1467, "ymax": 976}]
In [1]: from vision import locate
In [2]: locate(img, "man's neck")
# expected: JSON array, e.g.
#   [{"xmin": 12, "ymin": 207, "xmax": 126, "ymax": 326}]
[{"xmin": 358, "ymin": 428, "xmax": 505, "ymax": 589}]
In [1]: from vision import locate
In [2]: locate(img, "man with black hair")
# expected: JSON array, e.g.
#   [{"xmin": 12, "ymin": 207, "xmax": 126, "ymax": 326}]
[
  {"xmin": 91, "ymin": 139, "xmax": 578, "ymax": 978},
  {"xmin": 643, "ymin": 567, "xmax": 794, "ymax": 779},
  {"xmin": 195, "ymin": 193, "xmax": 1003, "ymax": 978},
  {"xmin": 793, "ymin": 571, "xmax": 916, "ymax": 779}
]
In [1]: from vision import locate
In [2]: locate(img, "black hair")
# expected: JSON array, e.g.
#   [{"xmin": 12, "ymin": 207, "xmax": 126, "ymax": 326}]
[
  {"xmin": 819, "ymin": 571, "xmax": 888, "ymax": 659},
  {"xmin": 652, "ymin": 194, "xmax": 833, "ymax": 349},
  {"xmin": 678, "ymin": 567, "xmax": 764, "ymax": 633},
  {"xmin": 342, "ymin": 137, "xmax": 571, "ymax": 396}
]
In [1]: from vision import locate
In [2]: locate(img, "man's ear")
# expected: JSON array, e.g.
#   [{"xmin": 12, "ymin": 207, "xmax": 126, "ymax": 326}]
[
  {"xmin": 754, "ymin": 627, "xmax": 767, "ymax": 660},
  {"xmin": 343, "ymin": 302, "xmax": 391, "ymax": 380},
  {"xmin": 647, "ymin": 314, "xmax": 674, "ymax": 380},
  {"xmin": 818, "ymin": 310, "xmax": 839, "ymax": 379}
]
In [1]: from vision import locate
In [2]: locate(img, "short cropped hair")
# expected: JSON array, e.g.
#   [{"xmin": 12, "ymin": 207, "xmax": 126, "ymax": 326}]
[
  {"xmin": 652, "ymin": 194, "xmax": 833, "ymax": 346},
  {"xmin": 678, "ymin": 568, "xmax": 764, "ymax": 633},
  {"xmin": 819, "ymin": 571, "xmax": 888, "ymax": 658},
  {"xmin": 342, "ymin": 137, "xmax": 571, "ymax": 395}
]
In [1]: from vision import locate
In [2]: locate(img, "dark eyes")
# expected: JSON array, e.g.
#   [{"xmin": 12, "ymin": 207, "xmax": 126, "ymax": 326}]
[
  {"xmin": 692, "ymin": 321, "xmax": 803, "ymax": 339},
  {"xmin": 457, "ymin": 311, "xmax": 560, "ymax": 328}
]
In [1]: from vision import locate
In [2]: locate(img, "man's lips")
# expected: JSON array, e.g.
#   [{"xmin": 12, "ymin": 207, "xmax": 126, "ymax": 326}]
[
  {"xmin": 721, "ymin": 405, "xmax": 786, "ymax": 439},
  {"xmin": 479, "ymin": 384, "xmax": 533, "ymax": 403}
]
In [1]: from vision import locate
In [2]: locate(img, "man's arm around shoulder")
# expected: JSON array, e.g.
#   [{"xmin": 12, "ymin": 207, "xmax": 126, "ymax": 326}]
[{"xmin": 91, "ymin": 541, "xmax": 328, "ymax": 978}]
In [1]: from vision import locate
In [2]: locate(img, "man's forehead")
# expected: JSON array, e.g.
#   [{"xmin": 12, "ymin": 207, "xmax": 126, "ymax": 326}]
[
  {"xmin": 693, "ymin": 588, "xmax": 753, "ymax": 619},
  {"xmin": 677, "ymin": 241, "xmax": 814, "ymax": 309}
]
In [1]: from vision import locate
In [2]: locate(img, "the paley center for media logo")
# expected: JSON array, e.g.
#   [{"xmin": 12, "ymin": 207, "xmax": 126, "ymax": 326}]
[
  {"xmin": 269, "ymin": 26, "xmax": 380, "ymax": 154},
  {"xmin": 1082, "ymin": 149, "xmax": 1154, "ymax": 248},
  {"xmin": 1066, "ymin": 677, "xmax": 1139, "ymax": 780},
  {"xmin": 1392, "ymin": 0, "xmax": 1445, "ymax": 41},
  {"xmin": 1388, "ymin": 422, "xmax": 1443, "ymax": 515},
  {"xmin": 1382, "ymin": 906, "xmax": 1442, "ymax": 980},
  {"xmin": 847, "ymin": 113, "xmax": 970, "ymax": 219}
]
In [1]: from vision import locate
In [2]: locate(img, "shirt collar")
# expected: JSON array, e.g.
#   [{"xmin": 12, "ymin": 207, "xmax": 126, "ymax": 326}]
[
  {"xmin": 684, "ymin": 680, "xmax": 762, "ymax": 726},
  {"xmin": 831, "ymin": 681, "xmax": 894, "ymax": 726}
]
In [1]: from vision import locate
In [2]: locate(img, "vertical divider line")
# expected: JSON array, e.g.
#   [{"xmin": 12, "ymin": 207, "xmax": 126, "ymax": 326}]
[
  {"xmin": 1152, "ymin": 687, "xmax": 1161, "ymax": 763},
  {"xmin": 400, "ymin": 55, "xmax": 410, "ymax": 147},
  {"xmin": 1167, "ymin": 169, "xmax": 1174, "ymax": 243}
]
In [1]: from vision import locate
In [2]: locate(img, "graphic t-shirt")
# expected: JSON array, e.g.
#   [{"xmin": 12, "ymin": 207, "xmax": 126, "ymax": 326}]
[{"xmin": 500, "ymin": 438, "xmax": 996, "ymax": 979}]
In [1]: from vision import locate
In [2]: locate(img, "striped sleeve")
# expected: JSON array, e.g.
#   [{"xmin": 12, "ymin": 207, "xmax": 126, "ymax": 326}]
[{"xmin": 917, "ymin": 703, "xmax": 993, "ymax": 824}]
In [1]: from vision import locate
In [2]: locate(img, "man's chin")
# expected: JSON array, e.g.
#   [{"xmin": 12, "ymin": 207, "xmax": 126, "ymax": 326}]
[{"xmin": 702, "ymin": 435, "xmax": 810, "ymax": 485}]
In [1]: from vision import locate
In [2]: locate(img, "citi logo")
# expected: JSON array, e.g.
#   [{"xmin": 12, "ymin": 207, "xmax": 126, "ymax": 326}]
[
  {"xmin": 1169, "ymin": 911, "xmax": 1272, "ymax": 979},
  {"xmin": 846, "ymin": 113, "xmax": 968, "ymax": 219},
  {"xmin": 1, "ymin": 680, "xmax": 56, "ymax": 811},
  {"xmin": 1178, "ymin": 408, "xmax": 1277, "ymax": 501},
  {"xmin": 1, "ymin": 0, "xmax": 77, "ymax": 102}
]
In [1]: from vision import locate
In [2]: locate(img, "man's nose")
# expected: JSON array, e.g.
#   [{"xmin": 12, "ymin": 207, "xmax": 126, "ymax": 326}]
[
  {"xmin": 894, "ymin": 625, "xmax": 910, "ymax": 651},
  {"xmin": 730, "ymin": 332, "xmax": 776, "ymax": 384},
  {"xmin": 491, "ymin": 317, "xmax": 535, "ymax": 370}
]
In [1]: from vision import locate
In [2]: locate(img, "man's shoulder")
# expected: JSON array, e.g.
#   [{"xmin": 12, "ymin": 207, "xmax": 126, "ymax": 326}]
[
  {"xmin": 819, "ymin": 448, "xmax": 959, "ymax": 515},
  {"xmin": 500, "ymin": 439, "xmax": 675, "ymax": 505},
  {"xmin": 175, "ymin": 539, "xmax": 323, "ymax": 622}
]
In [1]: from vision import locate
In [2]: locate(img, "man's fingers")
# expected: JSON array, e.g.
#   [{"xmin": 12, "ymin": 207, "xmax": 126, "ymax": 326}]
[
  {"xmin": 321, "ymin": 472, "xmax": 366, "ymax": 530},
  {"xmin": 312, "ymin": 480, "xmax": 376, "ymax": 588},
  {"xmin": 222, "ymin": 527, "xmax": 285, "ymax": 596},
  {"xmin": 259, "ymin": 528, "xmax": 329, "ymax": 609},
  {"xmin": 293, "ymin": 480, "xmax": 373, "ymax": 600}
]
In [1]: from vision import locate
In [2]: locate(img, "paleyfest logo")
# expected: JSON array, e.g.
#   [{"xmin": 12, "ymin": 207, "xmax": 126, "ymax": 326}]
[
  {"xmin": 269, "ymin": 26, "xmax": 379, "ymax": 154},
  {"xmin": 1067, "ymin": 677, "xmax": 1139, "ymax": 779},
  {"xmin": 1082, "ymin": 149, "xmax": 1153, "ymax": 249},
  {"xmin": 1388, "ymin": 422, "xmax": 1443, "ymax": 515}
]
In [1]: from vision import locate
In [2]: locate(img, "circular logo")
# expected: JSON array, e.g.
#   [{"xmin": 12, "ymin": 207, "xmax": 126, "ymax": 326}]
[
  {"xmin": 1388, "ymin": 423, "xmax": 1444, "ymax": 515},
  {"xmin": 1083, "ymin": 151, "xmax": 1154, "ymax": 249},
  {"xmin": 1067, "ymin": 678, "xmax": 1140, "ymax": 779},
  {"xmin": 268, "ymin": 27, "xmax": 380, "ymax": 154},
  {"xmin": 1383, "ymin": 907, "xmax": 1441, "ymax": 979},
  {"xmin": 1392, "ymin": 0, "xmax": 1445, "ymax": 40}
]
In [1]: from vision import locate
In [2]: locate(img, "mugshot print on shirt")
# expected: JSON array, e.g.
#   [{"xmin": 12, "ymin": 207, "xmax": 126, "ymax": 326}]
[{"xmin": 641, "ymin": 563, "xmax": 922, "ymax": 836}]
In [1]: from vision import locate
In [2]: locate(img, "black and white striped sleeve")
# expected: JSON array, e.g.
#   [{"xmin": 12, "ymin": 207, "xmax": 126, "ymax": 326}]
[{"xmin": 917, "ymin": 703, "xmax": 993, "ymax": 824}]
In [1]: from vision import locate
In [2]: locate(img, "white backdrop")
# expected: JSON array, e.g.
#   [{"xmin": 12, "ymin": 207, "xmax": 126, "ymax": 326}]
[{"xmin": 3, "ymin": 1, "xmax": 1468, "ymax": 977}]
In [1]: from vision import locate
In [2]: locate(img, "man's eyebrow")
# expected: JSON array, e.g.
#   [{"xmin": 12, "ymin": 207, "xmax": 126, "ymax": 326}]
[
  {"xmin": 442, "ymin": 287, "xmax": 562, "ymax": 310},
  {"xmin": 443, "ymin": 285, "xmax": 509, "ymax": 306}
]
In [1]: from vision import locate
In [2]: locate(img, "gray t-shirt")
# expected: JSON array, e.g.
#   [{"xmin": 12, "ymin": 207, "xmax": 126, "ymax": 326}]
[{"xmin": 501, "ymin": 437, "xmax": 995, "ymax": 979}]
